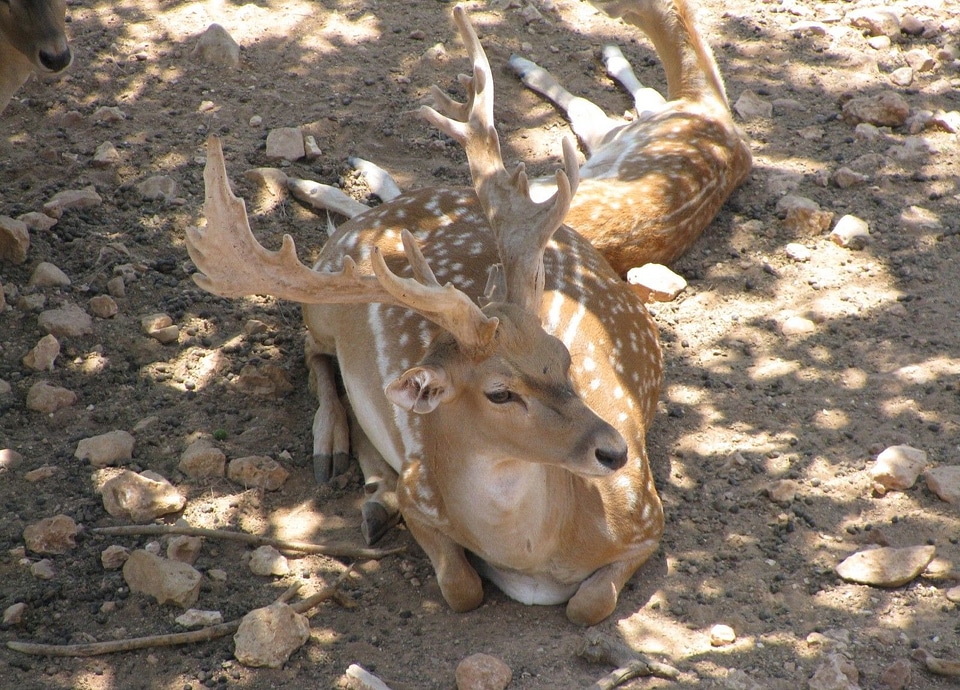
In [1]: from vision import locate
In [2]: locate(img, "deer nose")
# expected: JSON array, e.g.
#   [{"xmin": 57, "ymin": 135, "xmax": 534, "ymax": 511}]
[
  {"xmin": 595, "ymin": 443, "xmax": 628, "ymax": 471},
  {"xmin": 39, "ymin": 47, "xmax": 72, "ymax": 73}
]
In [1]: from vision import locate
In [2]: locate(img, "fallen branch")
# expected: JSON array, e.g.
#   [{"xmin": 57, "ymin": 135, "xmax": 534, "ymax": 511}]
[
  {"xmin": 578, "ymin": 631, "xmax": 680, "ymax": 689},
  {"xmin": 7, "ymin": 571, "xmax": 350, "ymax": 657},
  {"xmin": 92, "ymin": 524, "xmax": 403, "ymax": 559},
  {"xmin": 912, "ymin": 648, "xmax": 960, "ymax": 677}
]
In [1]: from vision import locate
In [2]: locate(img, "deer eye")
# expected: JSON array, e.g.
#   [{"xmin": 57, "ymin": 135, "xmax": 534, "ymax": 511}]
[{"xmin": 485, "ymin": 388, "xmax": 518, "ymax": 405}]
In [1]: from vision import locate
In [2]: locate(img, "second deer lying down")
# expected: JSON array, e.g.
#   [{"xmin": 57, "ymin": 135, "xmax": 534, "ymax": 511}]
[
  {"xmin": 187, "ymin": 7, "xmax": 664, "ymax": 626},
  {"xmin": 0, "ymin": 0, "xmax": 72, "ymax": 114},
  {"xmin": 290, "ymin": 0, "xmax": 751, "ymax": 278}
]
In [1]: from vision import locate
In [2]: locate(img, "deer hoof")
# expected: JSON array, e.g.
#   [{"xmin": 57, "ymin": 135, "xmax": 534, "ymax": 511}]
[
  {"xmin": 361, "ymin": 500, "xmax": 397, "ymax": 545},
  {"xmin": 313, "ymin": 452, "xmax": 352, "ymax": 484}
]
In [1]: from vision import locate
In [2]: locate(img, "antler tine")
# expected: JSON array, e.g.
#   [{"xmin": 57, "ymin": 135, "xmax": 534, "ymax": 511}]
[
  {"xmin": 420, "ymin": 7, "xmax": 581, "ymax": 313},
  {"xmin": 188, "ymin": 136, "xmax": 498, "ymax": 354}
]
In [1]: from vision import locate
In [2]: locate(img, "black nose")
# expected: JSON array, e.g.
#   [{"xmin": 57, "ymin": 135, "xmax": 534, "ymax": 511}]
[
  {"xmin": 39, "ymin": 48, "xmax": 72, "ymax": 73},
  {"xmin": 595, "ymin": 446, "xmax": 628, "ymax": 471}
]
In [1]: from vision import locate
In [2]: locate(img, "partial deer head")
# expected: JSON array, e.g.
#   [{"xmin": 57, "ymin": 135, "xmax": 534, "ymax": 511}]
[{"xmin": 0, "ymin": 0, "xmax": 72, "ymax": 112}]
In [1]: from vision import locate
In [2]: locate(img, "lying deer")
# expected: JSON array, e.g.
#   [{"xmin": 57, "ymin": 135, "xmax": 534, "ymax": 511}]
[
  {"xmin": 187, "ymin": 7, "xmax": 664, "ymax": 625},
  {"xmin": 0, "ymin": 0, "xmax": 72, "ymax": 114},
  {"xmin": 289, "ymin": 0, "xmax": 752, "ymax": 278}
]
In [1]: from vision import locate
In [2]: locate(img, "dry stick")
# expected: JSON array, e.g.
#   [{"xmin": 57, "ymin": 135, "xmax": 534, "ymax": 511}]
[
  {"xmin": 7, "ymin": 570, "xmax": 351, "ymax": 657},
  {"xmin": 912, "ymin": 648, "xmax": 960, "ymax": 677},
  {"xmin": 92, "ymin": 524, "xmax": 403, "ymax": 559},
  {"xmin": 578, "ymin": 631, "xmax": 680, "ymax": 689}
]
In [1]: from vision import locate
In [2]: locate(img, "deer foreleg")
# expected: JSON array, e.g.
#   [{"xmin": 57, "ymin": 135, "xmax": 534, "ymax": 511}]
[
  {"xmin": 348, "ymin": 157, "xmax": 403, "ymax": 202},
  {"xmin": 566, "ymin": 538, "xmax": 659, "ymax": 626},
  {"xmin": 348, "ymin": 414, "xmax": 401, "ymax": 545},
  {"xmin": 288, "ymin": 176, "xmax": 370, "ymax": 219},
  {"xmin": 305, "ymin": 335, "xmax": 352, "ymax": 483}
]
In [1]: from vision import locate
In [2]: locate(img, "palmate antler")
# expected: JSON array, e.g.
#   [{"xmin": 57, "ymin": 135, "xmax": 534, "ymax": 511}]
[
  {"xmin": 187, "ymin": 135, "xmax": 498, "ymax": 355},
  {"xmin": 420, "ymin": 5, "xmax": 580, "ymax": 314}
]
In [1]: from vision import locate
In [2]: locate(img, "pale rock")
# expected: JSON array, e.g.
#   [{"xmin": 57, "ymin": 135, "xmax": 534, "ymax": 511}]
[
  {"xmin": 88, "ymin": 294, "xmax": 119, "ymax": 318},
  {"xmin": 249, "ymin": 115, "xmax": 263, "ymax": 127},
  {"xmin": 38, "ymin": 304, "xmax": 93, "ymax": 337},
  {"xmin": 870, "ymin": 445, "xmax": 927, "ymax": 493},
  {"xmin": 249, "ymin": 545, "xmax": 290, "ymax": 576},
  {"xmin": 192, "ymin": 24, "xmax": 241, "ymax": 68},
  {"xmin": 789, "ymin": 20, "xmax": 828, "ymax": 36},
  {"xmin": 835, "ymin": 545, "xmax": 936, "ymax": 587},
  {"xmin": 42, "ymin": 187, "xmax": 102, "ymax": 218},
  {"xmin": 303, "ymin": 135, "xmax": 322, "ymax": 159},
  {"xmin": 867, "ymin": 35, "xmax": 891, "ymax": 50},
  {"xmin": 31, "ymin": 559, "xmax": 56, "ymax": 580},
  {"xmin": 626, "ymin": 263, "xmax": 686, "ymax": 303},
  {"xmin": 847, "ymin": 7, "xmax": 900, "ymax": 38},
  {"xmin": 830, "ymin": 215, "xmax": 870, "ymax": 249},
  {"xmin": 0, "ymin": 215, "xmax": 30, "ymax": 264},
  {"xmin": 904, "ymin": 48, "xmax": 935, "ymax": 73},
  {"xmin": 899, "ymin": 205, "xmax": 942, "ymax": 232},
  {"xmin": 797, "ymin": 125, "xmax": 825, "ymax": 141},
  {"xmin": 233, "ymin": 363, "xmax": 293, "ymax": 397},
  {"xmin": 877, "ymin": 659, "xmax": 911, "ymax": 690},
  {"xmin": 766, "ymin": 479, "xmax": 798, "ymax": 504},
  {"xmin": 831, "ymin": 167, "xmax": 869, "ymax": 188},
  {"xmin": 946, "ymin": 585, "xmax": 960, "ymax": 603},
  {"xmin": 780, "ymin": 315, "xmax": 816, "ymax": 336},
  {"xmin": 841, "ymin": 92, "xmax": 910, "ymax": 127},
  {"xmin": 887, "ymin": 135, "xmax": 933, "ymax": 162},
  {"xmin": 141, "ymin": 313, "xmax": 179, "ymax": 344},
  {"xmin": 208, "ymin": 568, "xmax": 228, "ymax": 583},
  {"xmin": 853, "ymin": 122, "xmax": 881, "ymax": 142},
  {"xmin": 23, "ymin": 514, "xmax": 80, "ymax": 554},
  {"xmin": 101, "ymin": 544, "xmax": 130, "ymax": 570},
  {"xmin": 92, "ymin": 106, "xmax": 125, "ymax": 123},
  {"xmin": 766, "ymin": 170, "xmax": 803, "ymax": 196},
  {"xmin": 176, "ymin": 609, "xmax": 223, "ymax": 628},
  {"xmin": 808, "ymin": 652, "xmax": 860, "ymax": 690},
  {"xmin": 178, "ymin": 440, "xmax": 226, "ymax": 478},
  {"xmin": 23, "ymin": 334, "xmax": 60, "ymax": 371},
  {"xmin": 784, "ymin": 243, "xmax": 812, "ymax": 262},
  {"xmin": 228, "ymin": 456, "xmax": 289, "ymax": 491},
  {"xmin": 904, "ymin": 109, "xmax": 932, "ymax": 135},
  {"xmin": 930, "ymin": 110, "xmax": 960, "ymax": 133},
  {"xmin": 100, "ymin": 470, "xmax": 186, "ymax": 522},
  {"xmin": 28, "ymin": 261, "xmax": 70, "ymax": 287},
  {"xmin": 107, "ymin": 276, "xmax": 126, "ymax": 298},
  {"xmin": 233, "ymin": 602, "xmax": 310, "ymax": 668},
  {"xmin": 720, "ymin": 669, "xmax": 764, "ymax": 690},
  {"xmin": 772, "ymin": 98, "xmax": 805, "ymax": 114},
  {"xmin": 75, "ymin": 430, "xmax": 135, "ymax": 468},
  {"xmin": 26, "ymin": 381, "xmax": 76, "ymax": 413},
  {"xmin": 733, "ymin": 90, "xmax": 772, "ymax": 120},
  {"xmin": 710, "ymin": 624, "xmax": 737, "ymax": 647},
  {"xmin": 776, "ymin": 195, "xmax": 834, "ymax": 236},
  {"xmin": 92, "ymin": 141, "xmax": 120, "ymax": 167},
  {"xmin": 123, "ymin": 549, "xmax": 202, "ymax": 608},
  {"xmin": 137, "ymin": 175, "xmax": 178, "ymax": 201},
  {"xmin": 889, "ymin": 67, "xmax": 913, "ymax": 87},
  {"xmin": 455, "ymin": 653, "xmax": 512, "ymax": 690},
  {"xmin": 167, "ymin": 535, "xmax": 203, "ymax": 565},
  {"xmin": 923, "ymin": 465, "xmax": 960, "ymax": 504},
  {"xmin": 17, "ymin": 211, "xmax": 57, "ymax": 232},
  {"xmin": 265, "ymin": 127, "xmax": 305, "ymax": 161},
  {"xmin": 243, "ymin": 319, "xmax": 269, "ymax": 336},
  {"xmin": 3, "ymin": 602, "xmax": 26, "ymax": 625},
  {"xmin": 0, "ymin": 448, "xmax": 23, "ymax": 470},
  {"xmin": 899, "ymin": 14, "xmax": 925, "ymax": 36},
  {"xmin": 848, "ymin": 153, "xmax": 887, "ymax": 174},
  {"xmin": 24, "ymin": 465, "xmax": 56, "ymax": 482}
]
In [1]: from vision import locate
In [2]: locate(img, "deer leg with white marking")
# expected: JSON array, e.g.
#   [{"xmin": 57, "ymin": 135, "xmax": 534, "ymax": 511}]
[
  {"xmin": 305, "ymin": 334, "xmax": 352, "ymax": 484},
  {"xmin": 288, "ymin": 177, "xmax": 370, "ymax": 220},
  {"xmin": 509, "ymin": 55, "xmax": 624, "ymax": 155},
  {"xmin": 601, "ymin": 45, "xmax": 666, "ymax": 118},
  {"xmin": 566, "ymin": 539, "xmax": 660, "ymax": 626}
]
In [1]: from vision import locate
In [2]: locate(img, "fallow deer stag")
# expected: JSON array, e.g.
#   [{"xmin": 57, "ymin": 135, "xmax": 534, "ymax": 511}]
[
  {"xmin": 187, "ymin": 6, "xmax": 664, "ymax": 625},
  {"xmin": 289, "ymin": 0, "xmax": 751, "ymax": 279},
  {"xmin": 0, "ymin": 0, "xmax": 72, "ymax": 113}
]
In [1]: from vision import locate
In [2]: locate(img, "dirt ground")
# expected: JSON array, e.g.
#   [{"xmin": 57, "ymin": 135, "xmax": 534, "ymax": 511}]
[{"xmin": 2, "ymin": 0, "xmax": 960, "ymax": 688}]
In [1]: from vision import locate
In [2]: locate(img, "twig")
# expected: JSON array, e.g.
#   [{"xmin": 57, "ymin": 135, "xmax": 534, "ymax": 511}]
[
  {"xmin": 578, "ymin": 631, "xmax": 680, "ymax": 689},
  {"xmin": 92, "ymin": 524, "xmax": 404, "ymax": 559},
  {"xmin": 6, "ymin": 571, "xmax": 352, "ymax": 657},
  {"xmin": 912, "ymin": 648, "xmax": 960, "ymax": 677}
]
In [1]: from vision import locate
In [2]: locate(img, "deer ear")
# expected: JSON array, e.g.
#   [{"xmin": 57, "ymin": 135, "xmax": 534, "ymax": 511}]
[{"xmin": 385, "ymin": 365, "xmax": 455, "ymax": 414}]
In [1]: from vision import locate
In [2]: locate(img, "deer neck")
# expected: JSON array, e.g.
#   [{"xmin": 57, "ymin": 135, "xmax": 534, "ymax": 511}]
[{"xmin": 0, "ymin": 43, "xmax": 33, "ymax": 113}]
